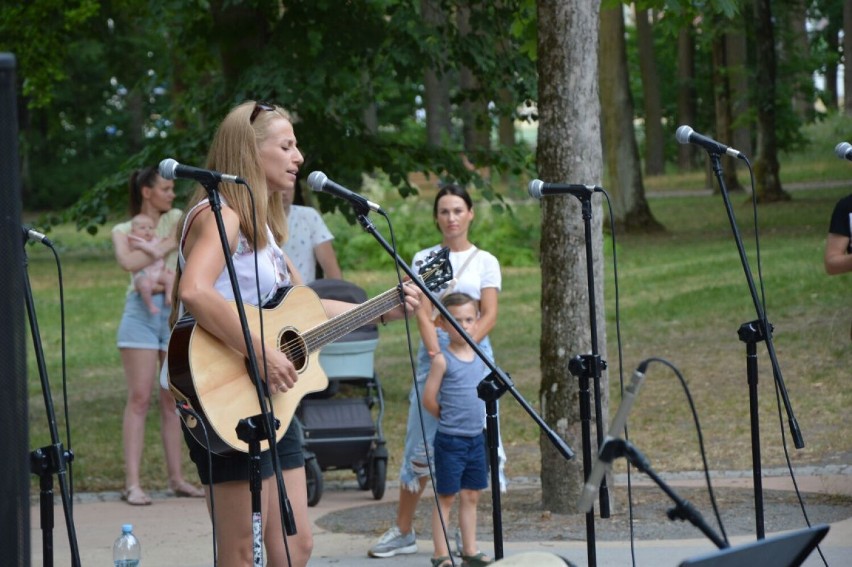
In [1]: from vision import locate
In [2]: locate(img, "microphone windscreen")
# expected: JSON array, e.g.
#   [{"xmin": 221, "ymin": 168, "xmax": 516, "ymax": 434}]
[
  {"xmin": 675, "ymin": 125, "xmax": 693, "ymax": 144},
  {"xmin": 307, "ymin": 171, "xmax": 327, "ymax": 191},
  {"xmin": 159, "ymin": 158, "xmax": 178, "ymax": 180},
  {"xmin": 528, "ymin": 179, "xmax": 544, "ymax": 199}
]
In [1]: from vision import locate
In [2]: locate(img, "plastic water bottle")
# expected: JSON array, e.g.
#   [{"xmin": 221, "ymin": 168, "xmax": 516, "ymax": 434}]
[{"xmin": 112, "ymin": 524, "xmax": 141, "ymax": 567}]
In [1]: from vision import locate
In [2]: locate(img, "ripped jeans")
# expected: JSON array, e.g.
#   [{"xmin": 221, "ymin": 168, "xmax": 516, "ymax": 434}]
[{"xmin": 398, "ymin": 330, "xmax": 505, "ymax": 492}]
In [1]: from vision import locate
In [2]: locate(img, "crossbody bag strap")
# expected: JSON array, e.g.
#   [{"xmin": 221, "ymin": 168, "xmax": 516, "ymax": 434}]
[{"xmin": 431, "ymin": 246, "xmax": 479, "ymax": 319}]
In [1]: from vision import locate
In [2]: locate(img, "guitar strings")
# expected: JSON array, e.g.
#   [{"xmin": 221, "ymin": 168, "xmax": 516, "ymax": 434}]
[
  {"xmin": 276, "ymin": 287, "xmax": 401, "ymax": 363},
  {"xmin": 274, "ymin": 259, "xmax": 446, "ymax": 368}
]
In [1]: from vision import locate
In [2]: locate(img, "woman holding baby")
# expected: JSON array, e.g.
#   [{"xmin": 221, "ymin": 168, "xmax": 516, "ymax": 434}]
[{"xmin": 111, "ymin": 166, "xmax": 202, "ymax": 505}]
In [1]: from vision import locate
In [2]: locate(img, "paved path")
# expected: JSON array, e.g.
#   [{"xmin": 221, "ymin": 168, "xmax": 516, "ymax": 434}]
[{"xmin": 31, "ymin": 467, "xmax": 852, "ymax": 566}]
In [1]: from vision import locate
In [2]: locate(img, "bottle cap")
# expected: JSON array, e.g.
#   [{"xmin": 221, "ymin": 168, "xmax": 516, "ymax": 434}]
[{"xmin": 122, "ymin": 524, "xmax": 133, "ymax": 533}]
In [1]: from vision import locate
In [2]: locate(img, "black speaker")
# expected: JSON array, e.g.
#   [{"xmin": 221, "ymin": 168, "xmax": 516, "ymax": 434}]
[
  {"xmin": 679, "ymin": 524, "xmax": 829, "ymax": 567},
  {"xmin": 0, "ymin": 52, "xmax": 30, "ymax": 566}
]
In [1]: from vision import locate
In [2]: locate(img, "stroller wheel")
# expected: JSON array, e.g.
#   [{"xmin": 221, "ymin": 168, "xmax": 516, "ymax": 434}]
[
  {"xmin": 305, "ymin": 454, "xmax": 323, "ymax": 507},
  {"xmin": 371, "ymin": 458, "xmax": 387, "ymax": 500},
  {"xmin": 356, "ymin": 464, "xmax": 370, "ymax": 490}
]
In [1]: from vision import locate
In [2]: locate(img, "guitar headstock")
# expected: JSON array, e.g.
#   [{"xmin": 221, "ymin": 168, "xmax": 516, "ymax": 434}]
[{"xmin": 417, "ymin": 247, "xmax": 453, "ymax": 292}]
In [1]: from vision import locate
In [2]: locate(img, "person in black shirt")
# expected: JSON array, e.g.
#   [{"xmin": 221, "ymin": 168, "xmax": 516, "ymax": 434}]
[{"xmin": 825, "ymin": 193, "xmax": 852, "ymax": 275}]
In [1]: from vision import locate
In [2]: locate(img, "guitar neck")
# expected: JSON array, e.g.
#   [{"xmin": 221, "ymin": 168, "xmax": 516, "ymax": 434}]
[{"xmin": 302, "ymin": 286, "xmax": 401, "ymax": 352}]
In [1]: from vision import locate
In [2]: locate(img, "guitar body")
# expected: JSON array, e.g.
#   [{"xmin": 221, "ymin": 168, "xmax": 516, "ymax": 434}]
[
  {"xmin": 168, "ymin": 286, "xmax": 330, "ymax": 455},
  {"xmin": 167, "ymin": 246, "xmax": 453, "ymax": 455}
]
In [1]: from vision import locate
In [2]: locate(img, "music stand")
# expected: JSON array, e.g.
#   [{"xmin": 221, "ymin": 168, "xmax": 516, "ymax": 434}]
[{"xmin": 678, "ymin": 524, "xmax": 829, "ymax": 567}]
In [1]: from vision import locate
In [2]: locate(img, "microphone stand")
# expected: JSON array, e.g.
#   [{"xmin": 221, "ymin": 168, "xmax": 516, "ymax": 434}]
[
  {"xmin": 22, "ymin": 239, "xmax": 81, "ymax": 567},
  {"xmin": 565, "ymin": 190, "xmax": 610, "ymax": 567},
  {"xmin": 605, "ymin": 438, "xmax": 728, "ymax": 550},
  {"xmin": 708, "ymin": 151, "xmax": 804, "ymax": 540},
  {"xmin": 196, "ymin": 180, "xmax": 296, "ymax": 565},
  {"xmin": 352, "ymin": 206, "xmax": 575, "ymax": 561}
]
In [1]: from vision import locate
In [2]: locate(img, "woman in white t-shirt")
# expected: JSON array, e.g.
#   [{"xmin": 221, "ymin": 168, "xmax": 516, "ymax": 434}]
[{"xmin": 369, "ymin": 184, "xmax": 502, "ymax": 560}]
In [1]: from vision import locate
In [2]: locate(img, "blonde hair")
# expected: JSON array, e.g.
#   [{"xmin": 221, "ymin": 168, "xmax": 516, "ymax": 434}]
[
  {"xmin": 169, "ymin": 101, "xmax": 293, "ymax": 327},
  {"xmin": 180, "ymin": 101, "xmax": 291, "ymax": 250}
]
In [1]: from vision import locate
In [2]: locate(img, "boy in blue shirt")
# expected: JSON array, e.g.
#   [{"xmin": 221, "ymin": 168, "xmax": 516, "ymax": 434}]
[{"xmin": 423, "ymin": 293, "xmax": 493, "ymax": 567}]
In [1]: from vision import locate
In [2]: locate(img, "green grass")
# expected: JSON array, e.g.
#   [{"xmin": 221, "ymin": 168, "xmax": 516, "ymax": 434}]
[
  {"xmin": 601, "ymin": 187, "xmax": 850, "ymax": 474},
  {"xmin": 23, "ymin": 179, "xmax": 850, "ymax": 492}
]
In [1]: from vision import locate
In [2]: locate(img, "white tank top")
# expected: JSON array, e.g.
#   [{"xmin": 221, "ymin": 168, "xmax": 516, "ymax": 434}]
[{"xmin": 178, "ymin": 198, "xmax": 290, "ymax": 307}]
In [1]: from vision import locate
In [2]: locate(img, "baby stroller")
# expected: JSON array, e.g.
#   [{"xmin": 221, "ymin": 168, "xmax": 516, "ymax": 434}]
[{"xmin": 297, "ymin": 279, "xmax": 388, "ymax": 506}]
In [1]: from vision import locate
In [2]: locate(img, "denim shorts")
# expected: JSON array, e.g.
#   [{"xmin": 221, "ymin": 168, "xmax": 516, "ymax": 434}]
[
  {"xmin": 116, "ymin": 292, "xmax": 171, "ymax": 350},
  {"xmin": 184, "ymin": 419, "xmax": 304, "ymax": 485},
  {"xmin": 433, "ymin": 430, "xmax": 488, "ymax": 495}
]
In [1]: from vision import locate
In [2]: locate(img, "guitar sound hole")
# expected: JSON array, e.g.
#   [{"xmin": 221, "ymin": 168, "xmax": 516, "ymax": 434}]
[{"xmin": 280, "ymin": 329, "xmax": 308, "ymax": 371}]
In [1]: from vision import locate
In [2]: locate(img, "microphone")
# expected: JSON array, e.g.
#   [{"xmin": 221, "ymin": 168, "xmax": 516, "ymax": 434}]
[
  {"xmin": 834, "ymin": 142, "xmax": 852, "ymax": 161},
  {"xmin": 307, "ymin": 171, "xmax": 383, "ymax": 213},
  {"xmin": 158, "ymin": 158, "xmax": 244, "ymax": 185},
  {"xmin": 23, "ymin": 225, "xmax": 54, "ymax": 247},
  {"xmin": 528, "ymin": 179, "xmax": 601, "ymax": 199},
  {"xmin": 578, "ymin": 360, "xmax": 649, "ymax": 513},
  {"xmin": 675, "ymin": 125, "xmax": 744, "ymax": 159}
]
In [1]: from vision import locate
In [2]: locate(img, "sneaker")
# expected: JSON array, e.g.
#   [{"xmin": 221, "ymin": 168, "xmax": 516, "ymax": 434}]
[{"xmin": 368, "ymin": 526, "xmax": 417, "ymax": 558}]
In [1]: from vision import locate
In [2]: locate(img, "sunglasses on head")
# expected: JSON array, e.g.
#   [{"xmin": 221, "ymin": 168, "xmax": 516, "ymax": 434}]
[{"xmin": 249, "ymin": 101, "xmax": 275, "ymax": 124}]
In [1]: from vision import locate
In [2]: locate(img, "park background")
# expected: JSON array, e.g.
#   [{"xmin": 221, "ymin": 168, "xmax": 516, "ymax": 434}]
[
  {"xmin": 5, "ymin": 0, "xmax": 849, "ymax": 509},
  {"xmin": 23, "ymin": 141, "xmax": 850, "ymax": 493}
]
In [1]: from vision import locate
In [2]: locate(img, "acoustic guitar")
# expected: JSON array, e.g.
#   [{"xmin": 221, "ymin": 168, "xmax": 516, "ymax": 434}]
[{"xmin": 167, "ymin": 248, "xmax": 452, "ymax": 454}]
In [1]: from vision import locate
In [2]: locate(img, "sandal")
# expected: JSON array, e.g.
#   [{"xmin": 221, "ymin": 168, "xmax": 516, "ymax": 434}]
[
  {"xmin": 170, "ymin": 479, "xmax": 204, "ymax": 498},
  {"xmin": 121, "ymin": 485, "xmax": 152, "ymax": 506},
  {"xmin": 461, "ymin": 551, "xmax": 493, "ymax": 567},
  {"xmin": 431, "ymin": 556, "xmax": 453, "ymax": 567}
]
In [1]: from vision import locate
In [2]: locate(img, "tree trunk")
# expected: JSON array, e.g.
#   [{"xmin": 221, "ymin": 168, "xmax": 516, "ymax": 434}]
[
  {"xmin": 634, "ymin": 8, "xmax": 665, "ymax": 176},
  {"xmin": 422, "ymin": 0, "xmax": 453, "ymax": 147},
  {"xmin": 458, "ymin": 3, "xmax": 491, "ymax": 159},
  {"xmin": 726, "ymin": 31, "xmax": 752, "ymax": 159},
  {"xmin": 711, "ymin": 30, "xmax": 744, "ymax": 192},
  {"xmin": 498, "ymin": 87, "xmax": 515, "ymax": 184},
  {"xmin": 825, "ymin": 22, "xmax": 840, "ymax": 111},
  {"xmin": 600, "ymin": 5, "xmax": 664, "ymax": 232},
  {"xmin": 752, "ymin": 0, "xmax": 790, "ymax": 201},
  {"xmin": 362, "ymin": 70, "xmax": 379, "ymax": 135},
  {"xmin": 844, "ymin": 0, "xmax": 852, "ymax": 113},
  {"xmin": 787, "ymin": 0, "xmax": 814, "ymax": 121},
  {"xmin": 676, "ymin": 27, "xmax": 698, "ymax": 171},
  {"xmin": 498, "ymin": 88, "xmax": 515, "ymax": 149},
  {"xmin": 208, "ymin": 1, "xmax": 267, "ymax": 92},
  {"xmin": 536, "ymin": 0, "xmax": 606, "ymax": 514},
  {"xmin": 126, "ymin": 90, "xmax": 145, "ymax": 153}
]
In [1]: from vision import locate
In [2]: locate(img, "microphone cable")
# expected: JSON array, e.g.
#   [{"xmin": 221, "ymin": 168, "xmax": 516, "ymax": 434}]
[
  {"xmin": 27, "ymin": 233, "xmax": 81, "ymax": 566},
  {"xmin": 598, "ymin": 191, "xmax": 730, "ymax": 561},
  {"xmin": 52, "ymin": 237, "xmax": 75, "ymax": 508},
  {"xmin": 180, "ymin": 179, "xmax": 296, "ymax": 566},
  {"xmin": 595, "ymin": 188, "xmax": 638, "ymax": 565},
  {"xmin": 245, "ymin": 180, "xmax": 298, "ymax": 565},
  {"xmin": 640, "ymin": 357, "xmax": 729, "ymax": 547},
  {"xmin": 377, "ymin": 207, "xmax": 459, "ymax": 565},
  {"xmin": 738, "ymin": 159, "xmax": 829, "ymax": 567}
]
